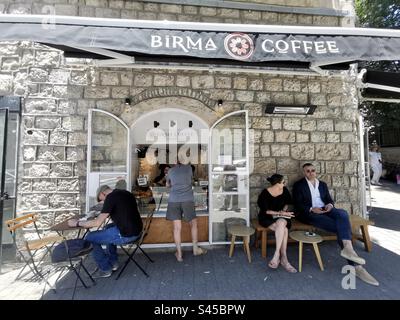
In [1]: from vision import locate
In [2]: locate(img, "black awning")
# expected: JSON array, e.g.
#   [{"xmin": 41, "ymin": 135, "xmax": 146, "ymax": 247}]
[
  {"xmin": 363, "ymin": 70, "xmax": 400, "ymax": 99},
  {"xmin": 1, "ymin": 15, "xmax": 400, "ymax": 68}
]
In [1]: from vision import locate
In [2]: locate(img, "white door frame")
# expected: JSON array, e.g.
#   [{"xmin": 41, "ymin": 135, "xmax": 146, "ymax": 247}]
[{"xmin": 208, "ymin": 110, "xmax": 250, "ymax": 244}]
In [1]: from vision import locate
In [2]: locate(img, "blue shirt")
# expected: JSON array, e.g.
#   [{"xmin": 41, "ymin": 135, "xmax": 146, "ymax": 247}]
[{"xmin": 166, "ymin": 164, "xmax": 194, "ymax": 203}]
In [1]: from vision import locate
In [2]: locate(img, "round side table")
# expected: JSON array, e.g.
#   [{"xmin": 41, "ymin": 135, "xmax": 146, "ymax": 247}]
[
  {"xmin": 228, "ymin": 225, "xmax": 255, "ymax": 263},
  {"xmin": 289, "ymin": 230, "xmax": 324, "ymax": 272}
]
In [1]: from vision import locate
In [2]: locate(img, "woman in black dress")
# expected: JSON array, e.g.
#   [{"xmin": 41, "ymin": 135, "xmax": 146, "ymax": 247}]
[{"xmin": 257, "ymin": 174, "xmax": 297, "ymax": 273}]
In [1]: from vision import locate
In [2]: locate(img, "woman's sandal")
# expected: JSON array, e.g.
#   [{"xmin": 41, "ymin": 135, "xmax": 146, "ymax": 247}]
[
  {"xmin": 268, "ymin": 259, "xmax": 280, "ymax": 269},
  {"xmin": 281, "ymin": 261, "xmax": 297, "ymax": 273},
  {"xmin": 193, "ymin": 247, "xmax": 207, "ymax": 256},
  {"xmin": 175, "ymin": 252, "xmax": 183, "ymax": 262}
]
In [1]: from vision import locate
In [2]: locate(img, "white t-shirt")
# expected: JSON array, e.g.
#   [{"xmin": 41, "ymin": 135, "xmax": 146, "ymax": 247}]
[{"xmin": 369, "ymin": 151, "xmax": 382, "ymax": 167}]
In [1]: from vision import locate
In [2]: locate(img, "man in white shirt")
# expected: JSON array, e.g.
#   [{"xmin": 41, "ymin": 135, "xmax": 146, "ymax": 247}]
[{"xmin": 293, "ymin": 163, "xmax": 379, "ymax": 286}]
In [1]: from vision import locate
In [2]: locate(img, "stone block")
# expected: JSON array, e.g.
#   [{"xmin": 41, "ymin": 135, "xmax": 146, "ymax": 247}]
[
  {"xmin": 283, "ymin": 79, "xmax": 301, "ymax": 92},
  {"xmin": 251, "ymin": 117, "xmax": 270, "ymax": 129},
  {"xmin": 275, "ymin": 131, "xmax": 296, "ymax": 143},
  {"xmin": 58, "ymin": 100, "xmax": 77, "ymax": 115},
  {"xmin": 260, "ymin": 145, "xmax": 270, "ymax": 157},
  {"xmin": 176, "ymin": 76, "xmax": 190, "ymax": 87},
  {"xmin": 294, "ymin": 93, "xmax": 308, "ymax": 105},
  {"xmin": 57, "ymin": 179, "xmax": 79, "ymax": 191},
  {"xmin": 111, "ymin": 87, "xmax": 130, "ymax": 98},
  {"xmin": 50, "ymin": 163, "xmax": 73, "ymax": 177},
  {"xmin": 271, "ymin": 118, "xmax": 282, "ymax": 130},
  {"xmin": 100, "ymin": 72, "xmax": 120, "ymax": 86},
  {"xmin": 311, "ymin": 132, "xmax": 326, "ymax": 143},
  {"xmin": 296, "ymin": 132, "xmax": 309, "ymax": 143},
  {"xmin": 249, "ymin": 130, "xmax": 262, "ymax": 143},
  {"xmin": 291, "ymin": 144, "xmax": 315, "ymax": 160},
  {"xmin": 344, "ymin": 161, "xmax": 358, "ymax": 175},
  {"xmin": 335, "ymin": 121, "xmax": 353, "ymax": 132},
  {"xmin": 283, "ymin": 118, "xmax": 301, "ymax": 131},
  {"xmin": 66, "ymin": 147, "xmax": 86, "ymax": 161},
  {"xmin": 49, "ymin": 194, "xmax": 76, "ymax": 209},
  {"xmin": 49, "ymin": 69, "xmax": 70, "ymax": 84},
  {"xmin": 327, "ymin": 133, "xmax": 340, "ymax": 143},
  {"xmin": 120, "ymin": 72, "xmax": 133, "ymax": 86},
  {"xmin": 236, "ymin": 91, "xmax": 254, "ymax": 102},
  {"xmin": 279, "ymin": 13, "xmax": 298, "ymax": 24},
  {"xmin": 192, "ymin": 76, "xmax": 215, "ymax": 89},
  {"xmin": 24, "ymin": 130, "xmax": 48, "ymax": 145},
  {"xmin": 271, "ymin": 93, "xmax": 294, "ymax": 104},
  {"xmin": 262, "ymin": 130, "xmax": 274, "ymax": 143},
  {"xmin": 264, "ymin": 78, "xmax": 282, "ymax": 91},
  {"xmin": 233, "ymin": 77, "xmax": 248, "ymax": 90},
  {"xmin": 35, "ymin": 51, "xmax": 60, "ymax": 67},
  {"xmin": 199, "ymin": 7, "xmax": 216, "ymax": 16},
  {"xmin": 25, "ymin": 163, "xmax": 49, "ymax": 177},
  {"xmin": 68, "ymin": 132, "xmax": 87, "ymax": 145},
  {"xmin": 310, "ymin": 94, "xmax": 327, "ymax": 105},
  {"xmin": 25, "ymin": 99, "xmax": 57, "ymax": 114},
  {"xmin": 341, "ymin": 132, "xmax": 355, "ymax": 143},
  {"xmin": 32, "ymin": 179, "xmax": 57, "ymax": 191},
  {"xmin": 255, "ymin": 92, "xmax": 271, "ymax": 103},
  {"xmin": 245, "ymin": 104, "xmax": 263, "ymax": 117},
  {"xmin": 271, "ymin": 144, "xmax": 290, "ymax": 157},
  {"xmin": 29, "ymin": 68, "xmax": 48, "ymax": 82},
  {"xmin": 262, "ymin": 12, "xmax": 278, "ymax": 23},
  {"xmin": 325, "ymin": 161, "xmax": 344, "ymax": 174},
  {"xmin": 35, "ymin": 117, "xmax": 61, "ymax": 129},
  {"xmin": 219, "ymin": 8, "xmax": 239, "ymax": 18},
  {"xmin": 20, "ymin": 194, "xmax": 49, "ymax": 211},
  {"xmin": 277, "ymin": 158, "xmax": 300, "ymax": 174},
  {"xmin": 317, "ymin": 119, "xmax": 334, "ymax": 132},
  {"xmin": 62, "ymin": 116, "xmax": 84, "ymax": 131},
  {"xmin": 84, "ymin": 87, "xmax": 110, "ymax": 99},
  {"xmin": 49, "ymin": 131, "xmax": 68, "ymax": 145},
  {"xmin": 313, "ymin": 15, "xmax": 339, "ymax": 27},
  {"xmin": 95, "ymin": 8, "xmax": 121, "ymax": 18},
  {"xmin": 160, "ymin": 4, "xmax": 181, "ymax": 13},
  {"xmin": 248, "ymin": 79, "xmax": 263, "ymax": 91},
  {"xmin": 37, "ymin": 146, "xmax": 65, "ymax": 161},
  {"xmin": 183, "ymin": 5, "xmax": 198, "ymax": 15},
  {"xmin": 154, "ymin": 75, "xmax": 175, "ymax": 87},
  {"xmin": 254, "ymin": 158, "xmax": 276, "ymax": 174},
  {"xmin": 23, "ymin": 146, "xmax": 36, "ymax": 161},
  {"xmin": 315, "ymin": 144, "xmax": 350, "ymax": 160}
]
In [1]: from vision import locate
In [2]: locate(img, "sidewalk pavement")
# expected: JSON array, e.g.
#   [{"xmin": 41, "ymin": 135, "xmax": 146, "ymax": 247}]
[{"xmin": 0, "ymin": 181, "xmax": 399, "ymax": 300}]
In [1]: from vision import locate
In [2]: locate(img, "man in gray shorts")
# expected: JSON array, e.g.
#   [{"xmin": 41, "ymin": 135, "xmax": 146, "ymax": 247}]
[{"xmin": 166, "ymin": 162, "xmax": 207, "ymax": 262}]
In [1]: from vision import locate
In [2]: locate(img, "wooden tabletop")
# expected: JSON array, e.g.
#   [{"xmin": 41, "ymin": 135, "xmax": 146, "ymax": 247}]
[
  {"xmin": 289, "ymin": 230, "xmax": 323, "ymax": 243},
  {"xmin": 50, "ymin": 215, "xmax": 86, "ymax": 233},
  {"xmin": 228, "ymin": 225, "xmax": 255, "ymax": 237}
]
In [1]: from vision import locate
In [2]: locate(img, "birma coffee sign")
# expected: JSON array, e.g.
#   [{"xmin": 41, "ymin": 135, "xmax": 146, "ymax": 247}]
[{"xmin": 149, "ymin": 31, "xmax": 342, "ymax": 62}]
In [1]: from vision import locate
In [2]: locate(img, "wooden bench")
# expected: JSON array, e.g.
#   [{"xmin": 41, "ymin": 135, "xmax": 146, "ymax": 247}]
[{"xmin": 252, "ymin": 215, "xmax": 374, "ymax": 258}]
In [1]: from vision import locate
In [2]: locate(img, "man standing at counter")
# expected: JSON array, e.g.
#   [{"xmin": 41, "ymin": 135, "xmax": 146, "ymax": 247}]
[{"xmin": 166, "ymin": 160, "xmax": 207, "ymax": 262}]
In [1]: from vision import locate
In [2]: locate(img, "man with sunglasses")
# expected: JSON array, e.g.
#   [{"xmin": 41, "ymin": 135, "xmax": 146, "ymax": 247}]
[{"xmin": 293, "ymin": 163, "xmax": 379, "ymax": 286}]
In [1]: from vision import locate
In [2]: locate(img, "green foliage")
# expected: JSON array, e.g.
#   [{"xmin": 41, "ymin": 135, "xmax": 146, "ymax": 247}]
[{"xmin": 355, "ymin": 0, "xmax": 400, "ymax": 134}]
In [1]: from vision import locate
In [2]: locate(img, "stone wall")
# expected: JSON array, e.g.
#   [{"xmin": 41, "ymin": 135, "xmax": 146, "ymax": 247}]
[
  {"xmin": 0, "ymin": 0, "xmax": 350, "ymax": 26},
  {"xmin": 0, "ymin": 1, "xmax": 362, "ymax": 230}
]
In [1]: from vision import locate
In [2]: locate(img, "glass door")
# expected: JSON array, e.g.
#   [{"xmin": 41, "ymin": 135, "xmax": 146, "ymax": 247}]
[
  {"xmin": 86, "ymin": 109, "xmax": 130, "ymax": 212},
  {"xmin": 209, "ymin": 111, "xmax": 249, "ymax": 244}
]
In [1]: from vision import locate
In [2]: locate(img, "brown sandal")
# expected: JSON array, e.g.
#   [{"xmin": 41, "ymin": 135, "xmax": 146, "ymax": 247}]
[
  {"xmin": 175, "ymin": 252, "xmax": 183, "ymax": 262},
  {"xmin": 193, "ymin": 247, "xmax": 207, "ymax": 256}
]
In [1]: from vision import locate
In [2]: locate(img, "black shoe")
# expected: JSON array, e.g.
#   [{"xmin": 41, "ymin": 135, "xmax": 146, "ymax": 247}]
[{"xmin": 92, "ymin": 269, "xmax": 112, "ymax": 279}]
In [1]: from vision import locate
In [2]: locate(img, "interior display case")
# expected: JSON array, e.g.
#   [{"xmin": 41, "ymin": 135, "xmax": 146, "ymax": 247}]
[{"xmin": 139, "ymin": 186, "xmax": 208, "ymax": 216}]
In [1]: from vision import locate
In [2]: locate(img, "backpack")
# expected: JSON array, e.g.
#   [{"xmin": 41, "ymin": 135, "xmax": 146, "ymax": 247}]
[{"xmin": 51, "ymin": 239, "xmax": 92, "ymax": 263}]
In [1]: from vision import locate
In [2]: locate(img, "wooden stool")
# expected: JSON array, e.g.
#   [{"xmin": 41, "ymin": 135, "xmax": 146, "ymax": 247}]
[
  {"xmin": 289, "ymin": 230, "xmax": 324, "ymax": 272},
  {"xmin": 228, "ymin": 225, "xmax": 255, "ymax": 263}
]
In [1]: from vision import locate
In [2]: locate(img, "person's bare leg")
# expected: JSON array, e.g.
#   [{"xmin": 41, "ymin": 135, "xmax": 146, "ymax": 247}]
[
  {"xmin": 190, "ymin": 218, "xmax": 206, "ymax": 255},
  {"xmin": 280, "ymin": 227, "xmax": 289, "ymax": 262},
  {"xmin": 269, "ymin": 219, "xmax": 286, "ymax": 266},
  {"xmin": 173, "ymin": 220, "xmax": 183, "ymax": 261}
]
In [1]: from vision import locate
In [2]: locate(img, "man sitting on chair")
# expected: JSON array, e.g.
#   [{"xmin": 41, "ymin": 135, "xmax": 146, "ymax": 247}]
[
  {"xmin": 293, "ymin": 163, "xmax": 379, "ymax": 286},
  {"xmin": 68, "ymin": 185, "xmax": 143, "ymax": 278}
]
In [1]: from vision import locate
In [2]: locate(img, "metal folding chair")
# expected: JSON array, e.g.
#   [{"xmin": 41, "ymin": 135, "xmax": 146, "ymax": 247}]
[
  {"xmin": 115, "ymin": 194, "xmax": 161, "ymax": 280},
  {"xmin": 6, "ymin": 213, "xmax": 95, "ymax": 298}
]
